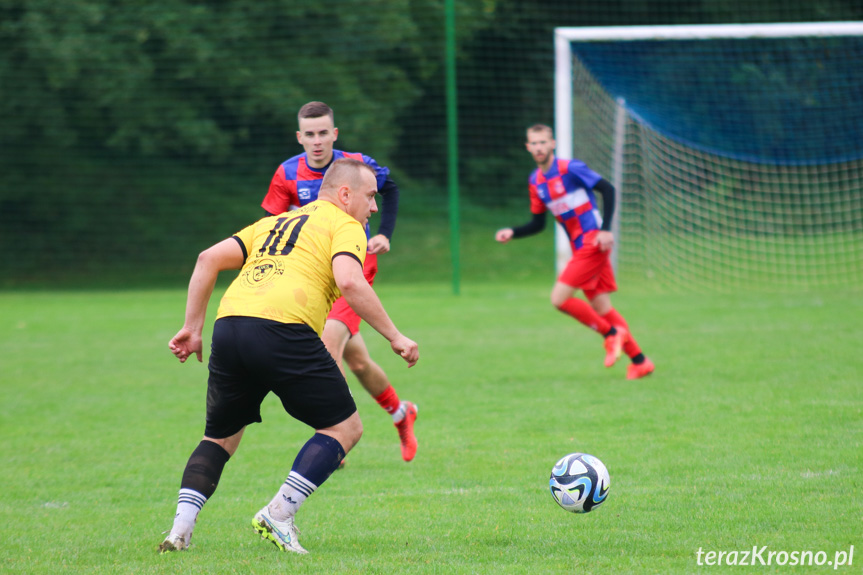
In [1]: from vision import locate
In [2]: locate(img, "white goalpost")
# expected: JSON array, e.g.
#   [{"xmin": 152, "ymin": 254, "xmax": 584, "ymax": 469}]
[{"xmin": 554, "ymin": 22, "xmax": 863, "ymax": 291}]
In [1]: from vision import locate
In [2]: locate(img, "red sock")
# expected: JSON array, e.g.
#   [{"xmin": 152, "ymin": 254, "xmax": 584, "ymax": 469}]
[
  {"xmin": 602, "ymin": 308, "xmax": 642, "ymax": 358},
  {"xmin": 374, "ymin": 385, "xmax": 401, "ymax": 415},
  {"xmin": 558, "ymin": 298, "xmax": 611, "ymax": 334}
]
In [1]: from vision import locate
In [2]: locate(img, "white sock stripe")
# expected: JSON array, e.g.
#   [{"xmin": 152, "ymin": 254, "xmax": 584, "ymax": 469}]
[
  {"xmin": 284, "ymin": 478, "xmax": 315, "ymax": 497},
  {"xmin": 287, "ymin": 471, "xmax": 318, "ymax": 490},
  {"xmin": 178, "ymin": 488, "xmax": 207, "ymax": 509},
  {"xmin": 177, "ymin": 496, "xmax": 205, "ymax": 510},
  {"xmin": 285, "ymin": 472, "xmax": 317, "ymax": 496},
  {"xmin": 392, "ymin": 401, "xmax": 407, "ymax": 423}
]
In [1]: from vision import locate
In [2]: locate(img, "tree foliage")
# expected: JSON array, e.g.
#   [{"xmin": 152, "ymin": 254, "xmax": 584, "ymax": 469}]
[{"xmin": 0, "ymin": 0, "xmax": 493, "ymax": 163}]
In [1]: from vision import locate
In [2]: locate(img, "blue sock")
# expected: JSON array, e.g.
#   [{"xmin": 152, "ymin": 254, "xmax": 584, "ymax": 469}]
[
  {"xmin": 268, "ymin": 434, "xmax": 346, "ymax": 519},
  {"xmin": 291, "ymin": 433, "xmax": 346, "ymax": 486}
]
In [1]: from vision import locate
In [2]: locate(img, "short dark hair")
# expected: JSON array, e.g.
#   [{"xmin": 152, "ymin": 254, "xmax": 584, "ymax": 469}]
[
  {"xmin": 527, "ymin": 123, "xmax": 553, "ymax": 137},
  {"xmin": 298, "ymin": 101, "xmax": 334, "ymax": 124}
]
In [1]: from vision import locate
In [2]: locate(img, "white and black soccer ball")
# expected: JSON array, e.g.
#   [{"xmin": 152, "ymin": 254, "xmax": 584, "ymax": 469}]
[{"xmin": 549, "ymin": 452, "xmax": 610, "ymax": 513}]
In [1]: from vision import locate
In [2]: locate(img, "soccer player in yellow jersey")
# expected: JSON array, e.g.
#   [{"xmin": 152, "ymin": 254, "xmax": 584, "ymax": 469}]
[{"xmin": 159, "ymin": 159, "xmax": 418, "ymax": 555}]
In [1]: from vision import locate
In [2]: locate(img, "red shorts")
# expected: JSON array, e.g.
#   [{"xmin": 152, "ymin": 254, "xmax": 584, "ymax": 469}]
[
  {"xmin": 558, "ymin": 232, "xmax": 617, "ymax": 300},
  {"xmin": 327, "ymin": 252, "xmax": 378, "ymax": 336}
]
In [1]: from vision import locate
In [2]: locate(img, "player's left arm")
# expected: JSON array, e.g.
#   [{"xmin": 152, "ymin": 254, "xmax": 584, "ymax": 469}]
[
  {"xmin": 368, "ymin": 176, "xmax": 399, "ymax": 255},
  {"xmin": 333, "ymin": 253, "xmax": 418, "ymax": 366},
  {"xmin": 592, "ymin": 178, "xmax": 616, "ymax": 252}
]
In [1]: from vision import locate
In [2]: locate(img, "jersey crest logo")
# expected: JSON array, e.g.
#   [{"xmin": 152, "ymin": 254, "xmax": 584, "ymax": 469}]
[
  {"xmin": 241, "ymin": 257, "xmax": 285, "ymax": 288},
  {"xmin": 298, "ymin": 187, "xmax": 312, "ymax": 200},
  {"xmin": 551, "ymin": 180, "xmax": 566, "ymax": 196}
]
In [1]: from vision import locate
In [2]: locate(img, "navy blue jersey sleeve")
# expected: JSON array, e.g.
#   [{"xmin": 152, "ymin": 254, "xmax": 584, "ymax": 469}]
[
  {"xmin": 360, "ymin": 153, "xmax": 398, "ymax": 240},
  {"xmin": 511, "ymin": 212, "xmax": 546, "ymax": 239},
  {"xmin": 593, "ymin": 178, "xmax": 615, "ymax": 231},
  {"xmin": 376, "ymin": 176, "xmax": 399, "ymax": 239}
]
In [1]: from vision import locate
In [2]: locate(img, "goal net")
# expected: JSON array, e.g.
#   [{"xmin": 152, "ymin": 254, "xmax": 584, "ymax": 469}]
[{"xmin": 554, "ymin": 23, "xmax": 863, "ymax": 292}]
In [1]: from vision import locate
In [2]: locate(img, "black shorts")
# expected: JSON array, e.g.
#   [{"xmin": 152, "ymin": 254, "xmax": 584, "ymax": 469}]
[{"xmin": 204, "ymin": 316, "xmax": 357, "ymax": 438}]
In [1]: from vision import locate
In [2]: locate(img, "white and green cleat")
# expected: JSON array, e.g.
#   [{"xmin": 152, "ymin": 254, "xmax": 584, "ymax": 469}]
[{"xmin": 252, "ymin": 506, "xmax": 308, "ymax": 554}]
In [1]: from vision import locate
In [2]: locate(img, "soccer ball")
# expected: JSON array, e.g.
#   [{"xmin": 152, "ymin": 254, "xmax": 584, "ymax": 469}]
[{"xmin": 549, "ymin": 452, "xmax": 610, "ymax": 513}]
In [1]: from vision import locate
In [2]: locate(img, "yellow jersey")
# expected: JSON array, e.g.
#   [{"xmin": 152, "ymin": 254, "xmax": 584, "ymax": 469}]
[{"xmin": 216, "ymin": 200, "xmax": 367, "ymax": 335}]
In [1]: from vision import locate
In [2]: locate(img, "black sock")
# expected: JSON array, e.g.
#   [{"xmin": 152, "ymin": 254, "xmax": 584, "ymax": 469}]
[{"xmin": 181, "ymin": 440, "xmax": 231, "ymax": 499}]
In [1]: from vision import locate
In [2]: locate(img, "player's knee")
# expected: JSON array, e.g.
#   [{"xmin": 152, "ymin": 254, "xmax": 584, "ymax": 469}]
[
  {"xmin": 550, "ymin": 284, "xmax": 572, "ymax": 308},
  {"xmin": 592, "ymin": 302, "xmax": 610, "ymax": 316},
  {"xmin": 590, "ymin": 294, "xmax": 612, "ymax": 315},
  {"xmin": 349, "ymin": 421, "xmax": 363, "ymax": 442},
  {"xmin": 328, "ymin": 412, "xmax": 363, "ymax": 453},
  {"xmin": 346, "ymin": 354, "xmax": 371, "ymax": 375},
  {"xmin": 345, "ymin": 416, "xmax": 363, "ymax": 448}
]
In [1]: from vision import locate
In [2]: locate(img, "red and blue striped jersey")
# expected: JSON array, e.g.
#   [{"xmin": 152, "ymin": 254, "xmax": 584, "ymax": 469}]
[
  {"xmin": 529, "ymin": 157, "xmax": 604, "ymax": 250},
  {"xmin": 263, "ymin": 150, "xmax": 391, "ymax": 237}
]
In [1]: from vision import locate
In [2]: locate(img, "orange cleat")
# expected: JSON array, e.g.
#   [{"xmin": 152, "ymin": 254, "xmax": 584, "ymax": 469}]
[
  {"xmin": 603, "ymin": 327, "xmax": 628, "ymax": 368},
  {"xmin": 626, "ymin": 358, "xmax": 655, "ymax": 380},
  {"xmin": 395, "ymin": 401, "xmax": 418, "ymax": 462}
]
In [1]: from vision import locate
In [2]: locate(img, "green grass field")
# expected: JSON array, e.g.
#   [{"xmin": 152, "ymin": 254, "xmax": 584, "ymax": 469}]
[{"xmin": 1, "ymin": 282, "xmax": 860, "ymax": 574}]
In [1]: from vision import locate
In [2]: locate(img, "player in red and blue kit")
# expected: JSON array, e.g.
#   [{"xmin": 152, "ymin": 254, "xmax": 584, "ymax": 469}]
[
  {"xmin": 496, "ymin": 124, "xmax": 654, "ymax": 380},
  {"xmin": 262, "ymin": 101, "xmax": 419, "ymax": 460}
]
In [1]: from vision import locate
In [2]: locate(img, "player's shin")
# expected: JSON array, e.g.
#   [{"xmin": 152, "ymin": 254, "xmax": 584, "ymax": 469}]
[
  {"xmin": 165, "ymin": 440, "xmax": 231, "ymax": 545},
  {"xmin": 267, "ymin": 433, "xmax": 346, "ymax": 520},
  {"xmin": 558, "ymin": 297, "xmax": 611, "ymax": 333},
  {"xmin": 602, "ymin": 309, "xmax": 642, "ymax": 358}
]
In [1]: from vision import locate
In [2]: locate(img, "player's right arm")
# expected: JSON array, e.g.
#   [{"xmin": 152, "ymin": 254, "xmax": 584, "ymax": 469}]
[
  {"xmin": 169, "ymin": 238, "xmax": 245, "ymax": 363},
  {"xmin": 332, "ymin": 253, "xmax": 418, "ymax": 367},
  {"xmin": 496, "ymin": 178, "xmax": 547, "ymax": 243},
  {"xmin": 496, "ymin": 212, "xmax": 546, "ymax": 243}
]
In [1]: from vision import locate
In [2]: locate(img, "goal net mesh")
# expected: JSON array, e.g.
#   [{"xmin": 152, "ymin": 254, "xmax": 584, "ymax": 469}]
[{"xmin": 564, "ymin": 28, "xmax": 863, "ymax": 292}]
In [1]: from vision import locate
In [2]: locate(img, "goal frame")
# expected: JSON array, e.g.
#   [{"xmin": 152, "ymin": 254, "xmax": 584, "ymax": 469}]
[{"xmin": 553, "ymin": 21, "xmax": 863, "ymax": 274}]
